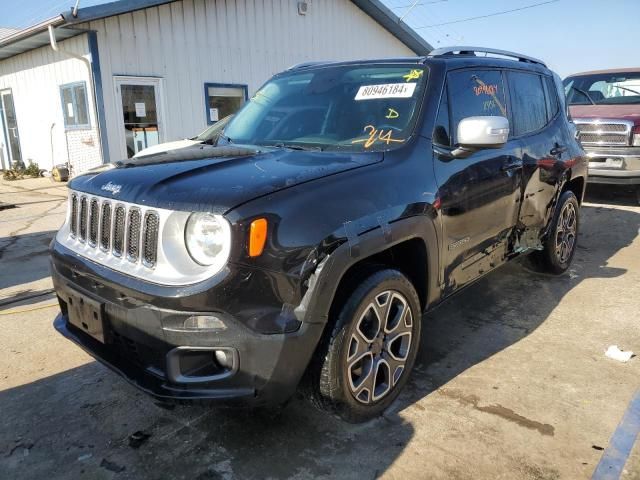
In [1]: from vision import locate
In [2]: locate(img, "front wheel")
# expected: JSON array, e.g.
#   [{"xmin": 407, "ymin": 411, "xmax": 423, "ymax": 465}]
[
  {"xmin": 528, "ymin": 190, "xmax": 580, "ymax": 274},
  {"xmin": 308, "ymin": 269, "xmax": 421, "ymax": 423}
]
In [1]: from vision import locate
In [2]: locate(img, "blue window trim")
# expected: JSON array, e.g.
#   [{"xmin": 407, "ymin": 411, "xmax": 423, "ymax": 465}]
[
  {"xmin": 203, "ymin": 82, "xmax": 248, "ymax": 125},
  {"xmin": 59, "ymin": 81, "xmax": 91, "ymax": 130}
]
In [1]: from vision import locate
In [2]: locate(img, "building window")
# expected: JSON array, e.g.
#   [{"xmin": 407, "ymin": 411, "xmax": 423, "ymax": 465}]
[
  {"xmin": 204, "ymin": 83, "xmax": 248, "ymax": 125},
  {"xmin": 60, "ymin": 82, "xmax": 90, "ymax": 129}
]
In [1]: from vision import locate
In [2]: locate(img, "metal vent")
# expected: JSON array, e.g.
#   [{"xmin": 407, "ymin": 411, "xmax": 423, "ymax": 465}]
[
  {"xmin": 127, "ymin": 208, "xmax": 142, "ymax": 261},
  {"xmin": 100, "ymin": 203, "xmax": 111, "ymax": 250},
  {"xmin": 70, "ymin": 195, "xmax": 78, "ymax": 237},
  {"xmin": 576, "ymin": 123, "xmax": 627, "ymax": 133},
  {"xmin": 113, "ymin": 205, "xmax": 126, "ymax": 256},
  {"xmin": 89, "ymin": 199, "xmax": 99, "ymax": 246},
  {"xmin": 79, "ymin": 196, "xmax": 88, "ymax": 241},
  {"xmin": 142, "ymin": 212, "xmax": 159, "ymax": 267}
]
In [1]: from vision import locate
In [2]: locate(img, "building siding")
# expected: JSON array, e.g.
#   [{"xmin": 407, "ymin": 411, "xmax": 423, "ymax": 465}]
[
  {"xmin": 81, "ymin": 0, "xmax": 416, "ymax": 163},
  {"xmin": 0, "ymin": 34, "xmax": 102, "ymax": 172}
]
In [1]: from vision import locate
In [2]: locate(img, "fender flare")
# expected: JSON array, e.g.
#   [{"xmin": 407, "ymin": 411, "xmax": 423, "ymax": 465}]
[{"xmin": 295, "ymin": 214, "xmax": 440, "ymax": 325}]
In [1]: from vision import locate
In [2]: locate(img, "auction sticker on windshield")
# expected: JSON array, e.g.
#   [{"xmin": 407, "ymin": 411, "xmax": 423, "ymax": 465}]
[{"xmin": 355, "ymin": 83, "xmax": 417, "ymax": 101}]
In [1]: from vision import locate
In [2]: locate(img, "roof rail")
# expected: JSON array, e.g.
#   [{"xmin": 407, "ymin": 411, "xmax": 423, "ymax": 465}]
[
  {"xmin": 286, "ymin": 61, "xmax": 329, "ymax": 71},
  {"xmin": 427, "ymin": 46, "xmax": 546, "ymax": 67}
]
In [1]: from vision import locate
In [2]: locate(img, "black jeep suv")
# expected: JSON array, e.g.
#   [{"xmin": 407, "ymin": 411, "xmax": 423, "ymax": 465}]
[{"xmin": 51, "ymin": 47, "xmax": 586, "ymax": 422}]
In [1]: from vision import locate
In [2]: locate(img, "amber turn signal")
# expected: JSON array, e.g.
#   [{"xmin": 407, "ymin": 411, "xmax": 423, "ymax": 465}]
[{"xmin": 248, "ymin": 218, "xmax": 268, "ymax": 257}]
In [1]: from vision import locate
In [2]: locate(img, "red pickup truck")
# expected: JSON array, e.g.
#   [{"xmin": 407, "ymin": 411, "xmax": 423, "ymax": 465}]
[{"xmin": 564, "ymin": 68, "xmax": 640, "ymax": 204}]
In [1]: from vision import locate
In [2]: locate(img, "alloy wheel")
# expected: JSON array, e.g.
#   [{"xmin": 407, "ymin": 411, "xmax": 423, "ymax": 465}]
[
  {"xmin": 555, "ymin": 201, "xmax": 577, "ymax": 264},
  {"xmin": 346, "ymin": 290, "xmax": 413, "ymax": 405}
]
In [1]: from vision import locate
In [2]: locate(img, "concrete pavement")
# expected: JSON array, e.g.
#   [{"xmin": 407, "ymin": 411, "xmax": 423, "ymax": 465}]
[{"xmin": 0, "ymin": 178, "xmax": 638, "ymax": 479}]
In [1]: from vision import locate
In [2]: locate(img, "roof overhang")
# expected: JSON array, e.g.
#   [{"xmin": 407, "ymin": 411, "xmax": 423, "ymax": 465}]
[
  {"xmin": 0, "ymin": 0, "xmax": 431, "ymax": 62},
  {"xmin": 0, "ymin": 16, "xmax": 86, "ymax": 61}
]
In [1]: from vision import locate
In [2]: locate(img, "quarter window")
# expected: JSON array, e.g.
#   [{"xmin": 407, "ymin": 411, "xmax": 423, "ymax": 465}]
[
  {"xmin": 447, "ymin": 70, "xmax": 507, "ymax": 144},
  {"xmin": 507, "ymin": 72, "xmax": 547, "ymax": 136},
  {"xmin": 433, "ymin": 83, "xmax": 450, "ymax": 146},
  {"xmin": 60, "ymin": 82, "xmax": 90, "ymax": 129},
  {"xmin": 543, "ymin": 75, "xmax": 559, "ymax": 121}
]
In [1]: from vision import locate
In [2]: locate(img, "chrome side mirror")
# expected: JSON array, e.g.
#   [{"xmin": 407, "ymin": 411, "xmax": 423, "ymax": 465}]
[{"xmin": 452, "ymin": 116, "xmax": 510, "ymax": 158}]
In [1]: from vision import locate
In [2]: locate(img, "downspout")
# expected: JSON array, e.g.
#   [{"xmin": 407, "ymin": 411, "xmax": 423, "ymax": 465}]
[{"xmin": 48, "ymin": 25, "xmax": 105, "ymax": 170}]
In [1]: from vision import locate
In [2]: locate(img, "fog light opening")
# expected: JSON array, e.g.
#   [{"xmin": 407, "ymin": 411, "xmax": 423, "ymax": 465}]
[{"xmin": 214, "ymin": 349, "xmax": 233, "ymax": 369}]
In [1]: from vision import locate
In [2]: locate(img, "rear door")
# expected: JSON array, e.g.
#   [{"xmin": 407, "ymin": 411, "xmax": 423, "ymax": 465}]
[
  {"xmin": 433, "ymin": 68, "xmax": 523, "ymax": 293},
  {"xmin": 507, "ymin": 71, "xmax": 565, "ymax": 233}
]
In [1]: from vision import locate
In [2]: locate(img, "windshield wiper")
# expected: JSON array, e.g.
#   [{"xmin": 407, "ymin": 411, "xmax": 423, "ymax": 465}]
[
  {"xmin": 570, "ymin": 86, "xmax": 596, "ymax": 105},
  {"xmin": 614, "ymin": 85, "xmax": 640, "ymax": 96},
  {"xmin": 271, "ymin": 143, "xmax": 324, "ymax": 151}
]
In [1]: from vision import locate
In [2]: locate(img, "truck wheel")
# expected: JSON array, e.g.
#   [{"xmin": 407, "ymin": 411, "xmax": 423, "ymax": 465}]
[
  {"xmin": 528, "ymin": 190, "xmax": 580, "ymax": 275},
  {"xmin": 309, "ymin": 269, "xmax": 421, "ymax": 423}
]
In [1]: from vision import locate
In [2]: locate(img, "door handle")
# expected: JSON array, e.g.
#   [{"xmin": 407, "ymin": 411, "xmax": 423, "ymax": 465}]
[{"xmin": 550, "ymin": 144, "xmax": 567, "ymax": 156}]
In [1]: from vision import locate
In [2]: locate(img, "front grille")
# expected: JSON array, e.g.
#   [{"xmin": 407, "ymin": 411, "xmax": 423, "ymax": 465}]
[
  {"xmin": 143, "ymin": 212, "xmax": 159, "ymax": 267},
  {"xmin": 100, "ymin": 203, "xmax": 111, "ymax": 250},
  {"xmin": 575, "ymin": 120, "xmax": 632, "ymax": 146},
  {"xmin": 70, "ymin": 195, "xmax": 78, "ymax": 237},
  {"xmin": 113, "ymin": 206, "xmax": 126, "ymax": 256},
  {"xmin": 89, "ymin": 199, "xmax": 99, "ymax": 246},
  {"xmin": 126, "ymin": 208, "xmax": 142, "ymax": 261},
  {"xmin": 63, "ymin": 192, "xmax": 162, "ymax": 273},
  {"xmin": 79, "ymin": 197, "xmax": 88, "ymax": 241}
]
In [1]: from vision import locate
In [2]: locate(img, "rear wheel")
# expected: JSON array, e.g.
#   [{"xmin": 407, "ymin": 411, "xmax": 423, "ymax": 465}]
[
  {"xmin": 308, "ymin": 269, "xmax": 421, "ymax": 423},
  {"xmin": 528, "ymin": 190, "xmax": 580, "ymax": 274}
]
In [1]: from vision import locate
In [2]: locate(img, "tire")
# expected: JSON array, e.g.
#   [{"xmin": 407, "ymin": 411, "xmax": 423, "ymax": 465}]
[
  {"xmin": 636, "ymin": 186, "xmax": 640, "ymax": 206},
  {"xmin": 528, "ymin": 190, "xmax": 580, "ymax": 274},
  {"xmin": 308, "ymin": 268, "xmax": 421, "ymax": 423}
]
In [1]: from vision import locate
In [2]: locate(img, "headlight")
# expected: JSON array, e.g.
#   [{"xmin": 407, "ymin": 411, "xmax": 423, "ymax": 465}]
[{"xmin": 184, "ymin": 213, "xmax": 231, "ymax": 268}]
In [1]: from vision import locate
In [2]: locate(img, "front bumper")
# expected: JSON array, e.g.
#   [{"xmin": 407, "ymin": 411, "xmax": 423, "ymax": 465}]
[
  {"xmin": 586, "ymin": 147, "xmax": 640, "ymax": 185},
  {"xmin": 50, "ymin": 241, "xmax": 325, "ymax": 404}
]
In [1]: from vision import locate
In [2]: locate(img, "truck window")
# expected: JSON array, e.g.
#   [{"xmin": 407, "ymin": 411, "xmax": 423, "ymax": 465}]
[
  {"xmin": 508, "ymin": 72, "xmax": 547, "ymax": 136},
  {"xmin": 447, "ymin": 69, "xmax": 507, "ymax": 144}
]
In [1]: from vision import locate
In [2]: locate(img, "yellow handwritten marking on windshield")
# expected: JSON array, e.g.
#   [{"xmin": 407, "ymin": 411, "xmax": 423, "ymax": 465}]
[
  {"xmin": 385, "ymin": 108, "xmax": 399, "ymax": 119},
  {"xmin": 403, "ymin": 69, "xmax": 423, "ymax": 82},
  {"xmin": 351, "ymin": 125, "xmax": 405, "ymax": 148}
]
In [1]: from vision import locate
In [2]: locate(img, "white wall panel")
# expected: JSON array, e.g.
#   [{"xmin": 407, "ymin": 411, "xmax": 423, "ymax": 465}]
[
  {"xmin": 0, "ymin": 34, "xmax": 100, "ymax": 171},
  {"xmin": 82, "ymin": 0, "xmax": 415, "ymax": 162}
]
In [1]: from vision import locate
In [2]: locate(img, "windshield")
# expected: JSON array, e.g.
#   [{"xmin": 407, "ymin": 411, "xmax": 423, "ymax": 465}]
[
  {"xmin": 221, "ymin": 64, "xmax": 427, "ymax": 152},
  {"xmin": 564, "ymin": 72, "xmax": 640, "ymax": 105},
  {"xmin": 193, "ymin": 115, "xmax": 232, "ymax": 142}
]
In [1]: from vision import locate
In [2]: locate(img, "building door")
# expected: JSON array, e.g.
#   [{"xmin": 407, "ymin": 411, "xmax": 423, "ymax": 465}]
[
  {"xmin": 114, "ymin": 77, "xmax": 164, "ymax": 158},
  {"xmin": 0, "ymin": 89, "xmax": 22, "ymax": 168}
]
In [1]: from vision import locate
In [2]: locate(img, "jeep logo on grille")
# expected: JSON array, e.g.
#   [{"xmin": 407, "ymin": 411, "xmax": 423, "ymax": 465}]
[{"xmin": 101, "ymin": 182, "xmax": 122, "ymax": 195}]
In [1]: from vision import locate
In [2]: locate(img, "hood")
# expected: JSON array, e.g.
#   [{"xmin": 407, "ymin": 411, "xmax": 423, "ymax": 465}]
[
  {"xmin": 70, "ymin": 145, "xmax": 382, "ymax": 214},
  {"xmin": 133, "ymin": 139, "xmax": 202, "ymax": 158},
  {"xmin": 570, "ymin": 104, "xmax": 640, "ymax": 125}
]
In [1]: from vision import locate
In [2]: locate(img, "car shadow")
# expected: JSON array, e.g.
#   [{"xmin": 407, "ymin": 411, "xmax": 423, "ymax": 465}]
[{"xmin": 0, "ymin": 205, "xmax": 637, "ymax": 479}]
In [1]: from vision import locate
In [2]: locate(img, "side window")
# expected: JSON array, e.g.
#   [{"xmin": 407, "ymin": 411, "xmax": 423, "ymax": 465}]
[
  {"xmin": 543, "ymin": 75, "xmax": 559, "ymax": 122},
  {"xmin": 508, "ymin": 72, "xmax": 547, "ymax": 136},
  {"xmin": 60, "ymin": 82, "xmax": 90, "ymax": 129},
  {"xmin": 433, "ymin": 83, "xmax": 450, "ymax": 146},
  {"xmin": 447, "ymin": 69, "xmax": 507, "ymax": 144}
]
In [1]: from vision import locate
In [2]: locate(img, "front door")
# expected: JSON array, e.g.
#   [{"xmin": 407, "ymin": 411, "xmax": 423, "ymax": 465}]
[
  {"xmin": 0, "ymin": 89, "xmax": 22, "ymax": 168},
  {"xmin": 114, "ymin": 77, "xmax": 164, "ymax": 158},
  {"xmin": 433, "ymin": 69, "xmax": 522, "ymax": 294}
]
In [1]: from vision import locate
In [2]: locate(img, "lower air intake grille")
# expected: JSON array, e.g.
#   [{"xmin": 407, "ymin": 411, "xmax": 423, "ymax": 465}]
[{"xmin": 113, "ymin": 206, "xmax": 126, "ymax": 256}]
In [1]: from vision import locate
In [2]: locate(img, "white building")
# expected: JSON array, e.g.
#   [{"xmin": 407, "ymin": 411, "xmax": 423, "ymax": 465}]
[{"xmin": 0, "ymin": 0, "xmax": 430, "ymax": 173}]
